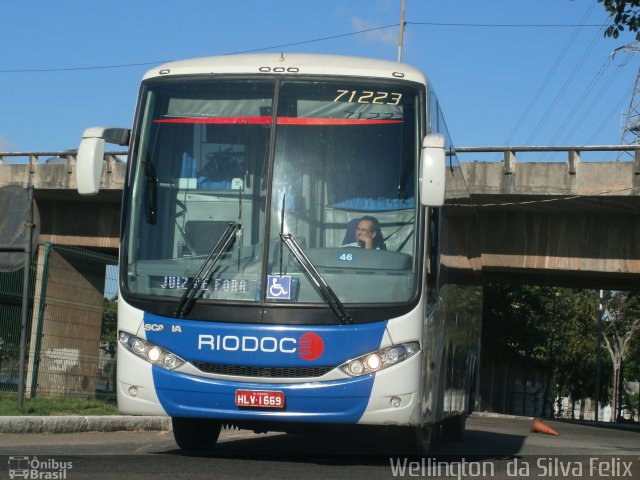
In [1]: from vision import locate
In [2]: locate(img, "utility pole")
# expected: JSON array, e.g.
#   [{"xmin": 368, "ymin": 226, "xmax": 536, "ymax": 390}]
[{"xmin": 397, "ymin": 0, "xmax": 406, "ymax": 63}]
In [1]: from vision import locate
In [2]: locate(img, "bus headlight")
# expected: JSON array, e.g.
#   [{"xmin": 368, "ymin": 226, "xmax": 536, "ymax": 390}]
[
  {"xmin": 119, "ymin": 331, "xmax": 185, "ymax": 370},
  {"xmin": 339, "ymin": 342, "xmax": 420, "ymax": 377}
]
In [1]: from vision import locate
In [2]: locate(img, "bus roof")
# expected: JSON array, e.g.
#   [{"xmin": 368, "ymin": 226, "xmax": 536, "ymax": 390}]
[{"xmin": 143, "ymin": 53, "xmax": 428, "ymax": 85}]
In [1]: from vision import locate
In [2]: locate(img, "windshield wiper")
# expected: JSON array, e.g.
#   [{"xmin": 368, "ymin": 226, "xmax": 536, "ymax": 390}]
[
  {"xmin": 279, "ymin": 232, "xmax": 353, "ymax": 325},
  {"xmin": 175, "ymin": 221, "xmax": 240, "ymax": 318}
]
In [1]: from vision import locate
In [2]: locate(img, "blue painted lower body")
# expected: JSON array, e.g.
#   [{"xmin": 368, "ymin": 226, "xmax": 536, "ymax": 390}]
[{"xmin": 153, "ymin": 367, "xmax": 375, "ymax": 423}]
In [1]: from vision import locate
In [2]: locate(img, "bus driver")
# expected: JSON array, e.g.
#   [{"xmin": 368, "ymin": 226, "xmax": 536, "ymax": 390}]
[{"xmin": 343, "ymin": 216, "xmax": 386, "ymax": 250}]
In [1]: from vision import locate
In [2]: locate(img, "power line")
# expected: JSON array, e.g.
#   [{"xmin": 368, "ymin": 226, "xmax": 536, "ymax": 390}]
[
  {"xmin": 527, "ymin": 26, "xmax": 604, "ymax": 146},
  {"xmin": 409, "ymin": 21, "xmax": 606, "ymax": 28},
  {"xmin": 0, "ymin": 24, "xmax": 400, "ymax": 74},
  {"xmin": 448, "ymin": 184, "xmax": 640, "ymax": 208},
  {"xmin": 546, "ymin": 58, "xmax": 612, "ymax": 145},
  {"xmin": 503, "ymin": 3, "xmax": 597, "ymax": 146},
  {"xmin": 586, "ymin": 85, "xmax": 634, "ymax": 144},
  {"xmin": 225, "ymin": 23, "xmax": 400, "ymax": 56},
  {"xmin": 0, "ymin": 60, "xmax": 167, "ymax": 74},
  {"xmin": 561, "ymin": 66, "xmax": 629, "ymax": 145},
  {"xmin": 0, "ymin": 20, "xmax": 612, "ymax": 74}
]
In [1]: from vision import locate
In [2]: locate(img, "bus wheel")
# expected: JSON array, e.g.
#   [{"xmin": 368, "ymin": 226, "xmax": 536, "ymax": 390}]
[
  {"xmin": 172, "ymin": 417, "xmax": 221, "ymax": 452},
  {"xmin": 440, "ymin": 414, "xmax": 466, "ymax": 442},
  {"xmin": 414, "ymin": 423, "xmax": 433, "ymax": 456}
]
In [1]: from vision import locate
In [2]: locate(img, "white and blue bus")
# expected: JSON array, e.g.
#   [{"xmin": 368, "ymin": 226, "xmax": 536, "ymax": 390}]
[{"xmin": 77, "ymin": 53, "xmax": 481, "ymax": 454}]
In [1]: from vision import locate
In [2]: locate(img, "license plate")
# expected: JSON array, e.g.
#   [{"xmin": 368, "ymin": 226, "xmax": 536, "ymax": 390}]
[{"xmin": 235, "ymin": 389, "xmax": 285, "ymax": 409}]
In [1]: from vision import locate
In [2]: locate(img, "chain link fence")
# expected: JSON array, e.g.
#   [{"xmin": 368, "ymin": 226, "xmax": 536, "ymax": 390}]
[{"xmin": 0, "ymin": 243, "xmax": 117, "ymax": 401}]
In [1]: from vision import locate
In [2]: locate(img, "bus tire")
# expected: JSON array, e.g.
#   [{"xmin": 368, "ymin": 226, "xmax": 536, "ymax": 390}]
[
  {"xmin": 440, "ymin": 414, "xmax": 465, "ymax": 442},
  {"xmin": 172, "ymin": 417, "xmax": 222, "ymax": 452}
]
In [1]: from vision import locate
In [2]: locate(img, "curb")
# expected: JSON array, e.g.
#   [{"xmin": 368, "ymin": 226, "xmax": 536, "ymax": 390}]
[
  {"xmin": 0, "ymin": 416, "xmax": 171, "ymax": 434},
  {"xmin": 472, "ymin": 411, "xmax": 640, "ymax": 433}
]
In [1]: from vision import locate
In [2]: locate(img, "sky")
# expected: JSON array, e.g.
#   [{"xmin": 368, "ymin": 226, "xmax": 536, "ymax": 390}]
[{"xmin": 1, "ymin": 0, "xmax": 639, "ymax": 162}]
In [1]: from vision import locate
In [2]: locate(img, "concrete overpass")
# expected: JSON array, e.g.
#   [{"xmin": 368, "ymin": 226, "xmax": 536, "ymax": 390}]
[
  {"xmin": 1, "ymin": 146, "xmax": 639, "ymax": 289},
  {"xmin": 451, "ymin": 145, "xmax": 640, "ymax": 289}
]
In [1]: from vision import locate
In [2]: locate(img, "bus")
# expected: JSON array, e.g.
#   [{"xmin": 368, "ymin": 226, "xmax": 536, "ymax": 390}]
[{"xmin": 76, "ymin": 53, "xmax": 481, "ymax": 454}]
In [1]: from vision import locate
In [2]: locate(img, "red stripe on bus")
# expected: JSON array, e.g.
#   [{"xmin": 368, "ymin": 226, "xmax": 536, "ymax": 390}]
[
  {"xmin": 154, "ymin": 117, "xmax": 273, "ymax": 124},
  {"xmin": 277, "ymin": 117, "xmax": 403, "ymax": 125},
  {"xmin": 154, "ymin": 117, "xmax": 403, "ymax": 125}
]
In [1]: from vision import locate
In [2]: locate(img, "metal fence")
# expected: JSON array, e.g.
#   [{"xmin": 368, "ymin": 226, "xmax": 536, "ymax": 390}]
[
  {"xmin": 0, "ymin": 243, "xmax": 117, "ymax": 401},
  {"xmin": 0, "ymin": 260, "xmax": 33, "ymax": 392}
]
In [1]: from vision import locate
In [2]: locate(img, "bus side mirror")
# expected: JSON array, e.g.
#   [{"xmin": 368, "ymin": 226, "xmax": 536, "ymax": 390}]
[
  {"xmin": 77, "ymin": 127, "xmax": 130, "ymax": 195},
  {"xmin": 420, "ymin": 133, "xmax": 446, "ymax": 207}
]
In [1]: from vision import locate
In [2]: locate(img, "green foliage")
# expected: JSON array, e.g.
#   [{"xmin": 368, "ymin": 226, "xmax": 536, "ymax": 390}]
[
  {"xmin": 603, "ymin": 291, "xmax": 640, "ymax": 340},
  {"xmin": 598, "ymin": 0, "xmax": 640, "ymax": 40},
  {"xmin": 0, "ymin": 338, "xmax": 19, "ymax": 362},
  {"xmin": 100, "ymin": 297, "xmax": 117, "ymax": 357},
  {"xmin": 625, "ymin": 333, "xmax": 640, "ymax": 380},
  {"xmin": 599, "ymin": 290, "xmax": 640, "ymax": 419},
  {"xmin": 0, "ymin": 393, "xmax": 117, "ymax": 416},
  {"xmin": 625, "ymin": 389, "xmax": 639, "ymax": 419},
  {"xmin": 483, "ymin": 285, "xmax": 615, "ymax": 403}
]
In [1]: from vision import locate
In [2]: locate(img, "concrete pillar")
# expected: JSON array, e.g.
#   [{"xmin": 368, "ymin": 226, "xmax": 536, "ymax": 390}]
[
  {"xmin": 568, "ymin": 150, "xmax": 580, "ymax": 175},
  {"xmin": 504, "ymin": 151, "xmax": 515, "ymax": 174}
]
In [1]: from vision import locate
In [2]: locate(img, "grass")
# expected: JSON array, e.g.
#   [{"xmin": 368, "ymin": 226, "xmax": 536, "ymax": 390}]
[{"xmin": 0, "ymin": 392, "xmax": 119, "ymax": 416}]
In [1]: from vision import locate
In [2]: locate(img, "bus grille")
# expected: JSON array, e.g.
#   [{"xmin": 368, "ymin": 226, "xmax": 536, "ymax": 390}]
[{"xmin": 191, "ymin": 362, "xmax": 333, "ymax": 378}]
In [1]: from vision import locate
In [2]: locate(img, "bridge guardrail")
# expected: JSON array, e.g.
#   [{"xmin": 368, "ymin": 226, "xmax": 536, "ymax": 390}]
[
  {"xmin": 0, "ymin": 151, "xmax": 128, "ymax": 190},
  {"xmin": 453, "ymin": 145, "xmax": 640, "ymax": 175},
  {"xmin": 2, "ymin": 146, "xmax": 639, "ymax": 175},
  {"xmin": 1, "ymin": 147, "xmax": 638, "ymax": 195},
  {"xmin": 0, "ymin": 151, "xmax": 127, "ymax": 172}
]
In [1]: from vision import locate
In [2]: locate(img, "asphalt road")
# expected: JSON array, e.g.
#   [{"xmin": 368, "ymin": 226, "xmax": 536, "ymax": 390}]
[{"xmin": 1, "ymin": 414, "xmax": 639, "ymax": 480}]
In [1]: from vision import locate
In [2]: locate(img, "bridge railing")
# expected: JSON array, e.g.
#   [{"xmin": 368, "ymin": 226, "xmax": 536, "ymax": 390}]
[
  {"xmin": 2, "ymin": 146, "xmax": 639, "ymax": 174},
  {"xmin": 0, "ymin": 151, "xmax": 128, "ymax": 189},
  {"xmin": 2, "ymin": 147, "xmax": 639, "ymax": 187},
  {"xmin": 453, "ymin": 145, "xmax": 640, "ymax": 175},
  {"xmin": 0, "ymin": 151, "xmax": 127, "ymax": 171}
]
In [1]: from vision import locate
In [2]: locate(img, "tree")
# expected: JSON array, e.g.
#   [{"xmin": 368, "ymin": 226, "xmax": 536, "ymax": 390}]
[
  {"xmin": 482, "ymin": 285, "xmax": 589, "ymax": 415},
  {"xmin": 597, "ymin": 0, "xmax": 640, "ymax": 40},
  {"xmin": 623, "ymin": 330, "xmax": 640, "ymax": 381},
  {"xmin": 547, "ymin": 290, "xmax": 603, "ymax": 417},
  {"xmin": 483, "ymin": 284, "xmax": 614, "ymax": 418},
  {"xmin": 101, "ymin": 297, "xmax": 118, "ymax": 358},
  {"xmin": 601, "ymin": 290, "xmax": 640, "ymax": 421},
  {"xmin": 621, "ymin": 330, "xmax": 640, "ymax": 420}
]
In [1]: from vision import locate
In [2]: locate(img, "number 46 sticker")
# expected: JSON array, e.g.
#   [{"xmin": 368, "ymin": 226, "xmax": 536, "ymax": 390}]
[{"xmin": 337, "ymin": 252, "xmax": 355, "ymax": 262}]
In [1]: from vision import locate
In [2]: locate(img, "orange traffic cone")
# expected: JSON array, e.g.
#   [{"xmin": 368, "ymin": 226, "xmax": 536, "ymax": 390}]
[{"xmin": 530, "ymin": 417, "xmax": 559, "ymax": 436}]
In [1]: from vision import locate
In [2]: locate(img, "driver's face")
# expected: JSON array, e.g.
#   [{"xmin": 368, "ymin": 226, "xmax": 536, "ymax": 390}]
[{"xmin": 355, "ymin": 220, "xmax": 375, "ymax": 240}]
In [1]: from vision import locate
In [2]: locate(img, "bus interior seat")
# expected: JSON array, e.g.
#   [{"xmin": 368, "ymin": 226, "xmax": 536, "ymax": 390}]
[{"xmin": 184, "ymin": 220, "xmax": 235, "ymax": 255}]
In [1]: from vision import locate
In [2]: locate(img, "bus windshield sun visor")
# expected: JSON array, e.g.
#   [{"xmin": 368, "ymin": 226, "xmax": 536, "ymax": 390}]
[{"xmin": 174, "ymin": 222, "xmax": 241, "ymax": 318}]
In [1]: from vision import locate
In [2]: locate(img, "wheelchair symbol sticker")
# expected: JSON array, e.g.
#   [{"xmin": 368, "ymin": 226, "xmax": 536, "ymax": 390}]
[{"xmin": 266, "ymin": 275, "xmax": 292, "ymax": 300}]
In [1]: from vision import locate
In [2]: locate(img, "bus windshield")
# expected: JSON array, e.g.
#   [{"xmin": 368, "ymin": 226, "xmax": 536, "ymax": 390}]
[{"xmin": 124, "ymin": 77, "xmax": 421, "ymax": 309}]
